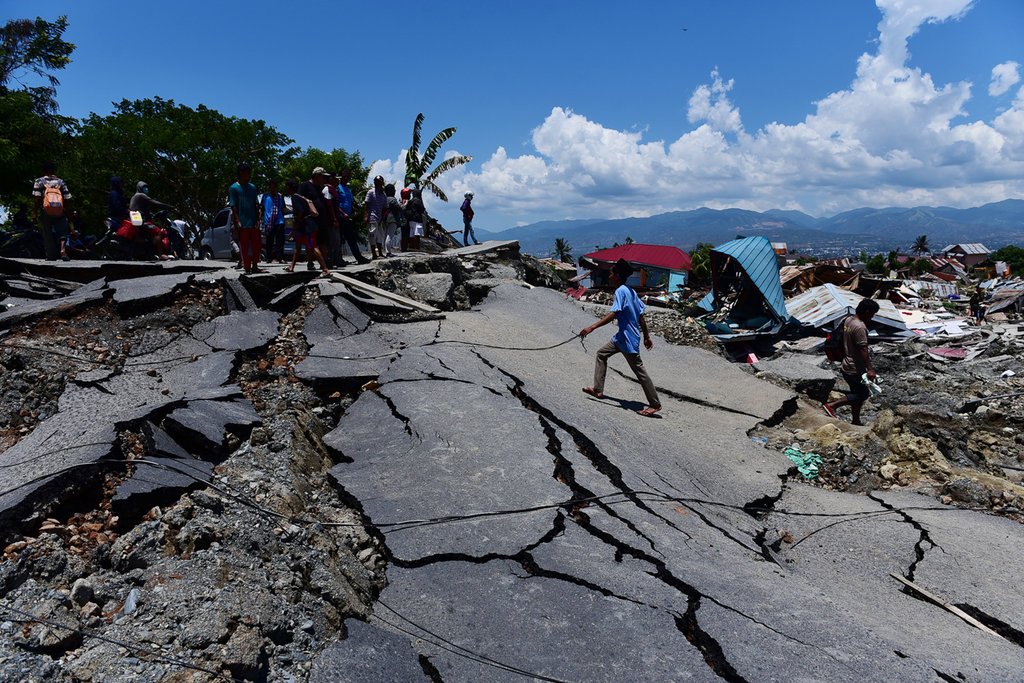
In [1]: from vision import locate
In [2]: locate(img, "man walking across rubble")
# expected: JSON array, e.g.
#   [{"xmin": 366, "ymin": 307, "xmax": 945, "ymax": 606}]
[
  {"xmin": 823, "ymin": 298, "xmax": 879, "ymax": 426},
  {"xmin": 580, "ymin": 259, "xmax": 662, "ymax": 417}
]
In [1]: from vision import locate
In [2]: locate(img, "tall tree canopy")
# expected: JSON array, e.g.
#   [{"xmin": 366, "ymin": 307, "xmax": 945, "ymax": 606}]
[
  {"xmin": 0, "ymin": 16, "xmax": 76, "ymax": 211},
  {"xmin": 68, "ymin": 98, "xmax": 294, "ymax": 231}
]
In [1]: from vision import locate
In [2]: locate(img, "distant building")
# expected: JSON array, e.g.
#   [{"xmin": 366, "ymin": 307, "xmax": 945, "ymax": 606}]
[
  {"xmin": 580, "ymin": 244, "xmax": 691, "ymax": 291},
  {"xmin": 940, "ymin": 243, "xmax": 991, "ymax": 268},
  {"xmin": 771, "ymin": 242, "xmax": 788, "ymax": 256}
]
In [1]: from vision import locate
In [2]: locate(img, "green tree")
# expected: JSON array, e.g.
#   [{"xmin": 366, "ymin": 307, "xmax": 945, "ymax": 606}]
[
  {"xmin": 279, "ymin": 147, "xmax": 367, "ymax": 187},
  {"xmin": 858, "ymin": 250, "xmax": 868, "ymax": 263},
  {"xmin": 0, "ymin": 16, "xmax": 76, "ymax": 212},
  {"xmin": 866, "ymin": 254, "xmax": 886, "ymax": 274},
  {"xmin": 887, "ymin": 249, "xmax": 901, "ymax": 271},
  {"xmin": 910, "ymin": 258, "xmax": 932, "ymax": 276},
  {"xmin": 68, "ymin": 97, "xmax": 293, "ymax": 233},
  {"xmin": 689, "ymin": 242, "xmax": 714, "ymax": 285},
  {"xmin": 553, "ymin": 237, "xmax": 573, "ymax": 264},
  {"xmin": 911, "ymin": 234, "xmax": 930, "ymax": 256},
  {"xmin": 624, "ymin": 235, "xmax": 635, "ymax": 245},
  {"xmin": 991, "ymin": 244, "xmax": 1024, "ymax": 275},
  {"xmin": 403, "ymin": 113, "xmax": 472, "ymax": 201}
]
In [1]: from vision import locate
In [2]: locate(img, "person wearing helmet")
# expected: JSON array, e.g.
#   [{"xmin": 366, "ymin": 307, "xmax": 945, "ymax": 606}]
[{"xmin": 461, "ymin": 191, "xmax": 479, "ymax": 246}]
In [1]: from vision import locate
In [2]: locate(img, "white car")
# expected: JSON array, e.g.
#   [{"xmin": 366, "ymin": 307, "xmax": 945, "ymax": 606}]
[{"xmin": 199, "ymin": 198, "xmax": 295, "ymax": 260}]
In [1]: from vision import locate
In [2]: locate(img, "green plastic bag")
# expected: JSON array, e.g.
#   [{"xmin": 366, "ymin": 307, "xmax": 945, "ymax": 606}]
[{"xmin": 784, "ymin": 446, "xmax": 823, "ymax": 480}]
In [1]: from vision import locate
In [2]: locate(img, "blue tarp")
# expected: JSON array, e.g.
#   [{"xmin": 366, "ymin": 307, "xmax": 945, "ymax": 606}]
[{"xmin": 697, "ymin": 236, "xmax": 788, "ymax": 323}]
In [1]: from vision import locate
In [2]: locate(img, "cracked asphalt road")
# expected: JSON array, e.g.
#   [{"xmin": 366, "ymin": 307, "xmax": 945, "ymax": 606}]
[{"xmin": 324, "ymin": 284, "xmax": 1024, "ymax": 682}]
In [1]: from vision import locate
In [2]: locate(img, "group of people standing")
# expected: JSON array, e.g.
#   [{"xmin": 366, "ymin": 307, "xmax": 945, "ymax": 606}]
[{"xmin": 231, "ymin": 166, "xmax": 471, "ymax": 275}]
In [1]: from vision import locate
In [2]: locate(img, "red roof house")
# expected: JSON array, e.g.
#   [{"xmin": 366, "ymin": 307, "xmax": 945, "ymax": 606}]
[
  {"xmin": 580, "ymin": 244, "xmax": 692, "ymax": 291},
  {"xmin": 582, "ymin": 244, "xmax": 692, "ymax": 272}
]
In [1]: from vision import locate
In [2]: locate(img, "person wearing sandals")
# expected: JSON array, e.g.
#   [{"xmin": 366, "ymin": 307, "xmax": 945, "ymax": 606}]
[
  {"xmin": 284, "ymin": 179, "xmax": 329, "ymax": 276},
  {"xmin": 580, "ymin": 258, "xmax": 661, "ymax": 417}
]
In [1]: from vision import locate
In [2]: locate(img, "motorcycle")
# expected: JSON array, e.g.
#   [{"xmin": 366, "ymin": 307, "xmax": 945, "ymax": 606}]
[
  {"xmin": 98, "ymin": 209, "xmax": 175, "ymax": 261},
  {"xmin": 0, "ymin": 225, "xmax": 45, "ymax": 259}
]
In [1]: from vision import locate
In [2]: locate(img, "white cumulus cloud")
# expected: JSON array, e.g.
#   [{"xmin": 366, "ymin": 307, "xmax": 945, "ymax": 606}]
[
  {"xmin": 990, "ymin": 61, "xmax": 1021, "ymax": 97},
  {"xmin": 370, "ymin": 0, "xmax": 1024, "ymax": 227}
]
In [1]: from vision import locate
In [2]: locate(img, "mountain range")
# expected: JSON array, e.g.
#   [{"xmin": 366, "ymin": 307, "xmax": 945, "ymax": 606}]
[{"xmin": 475, "ymin": 199, "xmax": 1024, "ymax": 258}]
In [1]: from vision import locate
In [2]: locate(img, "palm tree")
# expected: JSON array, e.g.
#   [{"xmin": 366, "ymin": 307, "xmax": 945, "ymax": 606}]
[
  {"xmin": 912, "ymin": 234, "xmax": 930, "ymax": 256},
  {"xmin": 553, "ymin": 237, "xmax": 573, "ymax": 264},
  {"xmin": 624, "ymin": 236, "xmax": 635, "ymax": 245},
  {"xmin": 403, "ymin": 113, "xmax": 473, "ymax": 201}
]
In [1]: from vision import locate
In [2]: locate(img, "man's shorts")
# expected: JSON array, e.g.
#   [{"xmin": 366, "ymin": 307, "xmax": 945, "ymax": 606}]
[{"xmin": 842, "ymin": 371, "xmax": 870, "ymax": 404}]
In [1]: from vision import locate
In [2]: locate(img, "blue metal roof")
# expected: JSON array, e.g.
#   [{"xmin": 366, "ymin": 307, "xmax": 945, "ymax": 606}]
[{"xmin": 697, "ymin": 236, "xmax": 788, "ymax": 321}]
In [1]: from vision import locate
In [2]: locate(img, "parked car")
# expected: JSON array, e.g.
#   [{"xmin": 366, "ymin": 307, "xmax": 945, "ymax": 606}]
[{"xmin": 199, "ymin": 198, "xmax": 295, "ymax": 261}]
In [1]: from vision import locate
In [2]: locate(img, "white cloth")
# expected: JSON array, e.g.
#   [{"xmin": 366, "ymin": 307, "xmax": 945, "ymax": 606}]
[{"xmin": 409, "ymin": 220, "xmax": 424, "ymax": 237}]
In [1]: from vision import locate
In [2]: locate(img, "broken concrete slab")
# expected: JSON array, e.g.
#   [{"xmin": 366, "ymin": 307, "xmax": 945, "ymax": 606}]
[
  {"xmin": 296, "ymin": 329, "xmax": 394, "ymax": 389},
  {"xmin": 0, "ymin": 279, "xmax": 111, "ymax": 330},
  {"xmin": 0, "ymin": 256, "xmax": 224, "ymax": 284},
  {"xmin": 267, "ymin": 283, "xmax": 306, "ymax": 312},
  {"xmin": 753, "ymin": 353, "xmax": 837, "ymax": 402},
  {"xmin": 191, "ymin": 310, "xmax": 280, "ymax": 352},
  {"xmin": 404, "ymin": 273, "xmax": 454, "ymax": 309},
  {"xmin": 163, "ymin": 399, "xmax": 261, "ymax": 457},
  {"xmin": 111, "ymin": 272, "xmax": 195, "ymax": 315},
  {"xmin": 448, "ymin": 240, "xmax": 520, "ymax": 258},
  {"xmin": 112, "ymin": 457, "xmax": 214, "ymax": 517},
  {"xmin": 223, "ymin": 278, "xmax": 257, "ymax": 312},
  {"xmin": 141, "ymin": 422, "xmax": 191, "ymax": 460},
  {"xmin": 309, "ymin": 620, "xmax": 429, "ymax": 683}
]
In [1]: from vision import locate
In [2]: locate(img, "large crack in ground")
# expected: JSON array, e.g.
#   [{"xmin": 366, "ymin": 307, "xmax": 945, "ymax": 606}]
[{"xmin": 444, "ymin": 348, "xmax": 839, "ymax": 682}]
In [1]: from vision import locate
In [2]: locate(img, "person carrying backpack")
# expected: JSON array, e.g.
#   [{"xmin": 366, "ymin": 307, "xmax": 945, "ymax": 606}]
[
  {"xmin": 32, "ymin": 161, "xmax": 73, "ymax": 261},
  {"xmin": 822, "ymin": 299, "xmax": 880, "ymax": 426}
]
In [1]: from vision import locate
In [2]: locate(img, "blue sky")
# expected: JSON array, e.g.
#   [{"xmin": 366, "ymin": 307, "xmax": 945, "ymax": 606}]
[{"xmin": 5, "ymin": 0, "xmax": 1024, "ymax": 230}]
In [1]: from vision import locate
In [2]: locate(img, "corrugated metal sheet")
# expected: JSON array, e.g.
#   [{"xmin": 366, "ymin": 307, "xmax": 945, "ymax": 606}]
[
  {"xmin": 902, "ymin": 279, "xmax": 959, "ymax": 299},
  {"xmin": 941, "ymin": 243, "xmax": 990, "ymax": 255},
  {"xmin": 785, "ymin": 284, "xmax": 907, "ymax": 331},
  {"xmin": 710, "ymin": 236, "xmax": 788, "ymax": 321}
]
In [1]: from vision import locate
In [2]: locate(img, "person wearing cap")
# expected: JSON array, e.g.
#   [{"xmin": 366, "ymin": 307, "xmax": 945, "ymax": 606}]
[
  {"xmin": 580, "ymin": 258, "xmax": 662, "ymax": 417},
  {"xmin": 461, "ymin": 191, "xmax": 479, "ymax": 246}
]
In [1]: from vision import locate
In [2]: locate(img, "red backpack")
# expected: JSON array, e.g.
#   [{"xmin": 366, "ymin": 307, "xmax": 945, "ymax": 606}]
[{"xmin": 823, "ymin": 316, "xmax": 849, "ymax": 362}]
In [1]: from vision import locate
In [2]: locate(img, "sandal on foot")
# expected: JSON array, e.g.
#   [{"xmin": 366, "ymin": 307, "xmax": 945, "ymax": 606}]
[
  {"xmin": 821, "ymin": 403, "xmax": 837, "ymax": 418},
  {"xmin": 582, "ymin": 387, "xmax": 605, "ymax": 399},
  {"xmin": 637, "ymin": 405, "xmax": 661, "ymax": 417}
]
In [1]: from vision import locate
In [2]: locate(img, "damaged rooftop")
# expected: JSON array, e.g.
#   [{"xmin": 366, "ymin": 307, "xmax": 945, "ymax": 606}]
[{"xmin": 1, "ymin": 244, "xmax": 1024, "ymax": 683}]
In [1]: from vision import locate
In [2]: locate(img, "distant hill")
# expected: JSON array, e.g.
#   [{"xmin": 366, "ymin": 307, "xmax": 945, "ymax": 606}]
[{"xmin": 477, "ymin": 199, "xmax": 1024, "ymax": 257}]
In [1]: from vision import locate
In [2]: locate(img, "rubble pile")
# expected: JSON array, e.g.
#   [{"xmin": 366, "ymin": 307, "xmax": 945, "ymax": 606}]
[{"xmin": 752, "ymin": 311, "xmax": 1024, "ymax": 518}]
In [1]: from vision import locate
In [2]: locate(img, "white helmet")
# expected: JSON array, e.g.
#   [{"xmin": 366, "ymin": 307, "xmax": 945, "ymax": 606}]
[{"xmin": 465, "ymin": 191, "xmax": 474, "ymax": 198}]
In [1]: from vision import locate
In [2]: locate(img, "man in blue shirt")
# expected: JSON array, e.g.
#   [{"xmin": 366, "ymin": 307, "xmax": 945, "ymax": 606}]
[{"xmin": 580, "ymin": 259, "xmax": 661, "ymax": 416}]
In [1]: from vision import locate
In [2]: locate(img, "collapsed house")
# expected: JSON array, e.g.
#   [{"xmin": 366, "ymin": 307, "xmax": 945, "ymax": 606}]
[
  {"xmin": 785, "ymin": 283, "xmax": 909, "ymax": 336},
  {"xmin": 697, "ymin": 236, "xmax": 790, "ymax": 342}
]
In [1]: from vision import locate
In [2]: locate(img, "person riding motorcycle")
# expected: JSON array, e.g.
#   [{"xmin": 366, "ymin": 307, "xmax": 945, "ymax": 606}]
[
  {"xmin": 129, "ymin": 181, "xmax": 174, "ymax": 220},
  {"xmin": 126, "ymin": 181, "xmax": 174, "ymax": 259}
]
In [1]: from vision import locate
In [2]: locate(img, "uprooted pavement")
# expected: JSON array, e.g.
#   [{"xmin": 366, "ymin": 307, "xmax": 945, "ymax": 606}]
[{"xmin": 1, "ymin": 245, "xmax": 1023, "ymax": 682}]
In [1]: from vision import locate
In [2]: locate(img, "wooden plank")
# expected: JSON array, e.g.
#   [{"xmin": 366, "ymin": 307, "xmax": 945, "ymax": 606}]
[
  {"xmin": 328, "ymin": 273, "xmax": 440, "ymax": 314},
  {"xmin": 889, "ymin": 573, "xmax": 1003, "ymax": 638}
]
